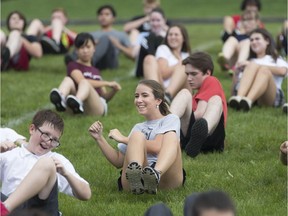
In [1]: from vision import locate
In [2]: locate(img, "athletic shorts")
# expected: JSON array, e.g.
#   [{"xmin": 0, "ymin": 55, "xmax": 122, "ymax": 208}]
[
  {"xmin": 117, "ymin": 163, "xmax": 187, "ymax": 191},
  {"xmin": 4, "ymin": 181, "xmax": 60, "ymax": 216},
  {"xmin": 181, "ymin": 112, "xmax": 225, "ymax": 153},
  {"xmin": 9, "ymin": 45, "xmax": 30, "ymax": 71}
]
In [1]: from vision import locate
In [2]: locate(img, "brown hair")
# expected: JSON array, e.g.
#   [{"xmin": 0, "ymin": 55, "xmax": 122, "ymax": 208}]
[
  {"xmin": 32, "ymin": 109, "xmax": 64, "ymax": 134},
  {"xmin": 164, "ymin": 24, "xmax": 191, "ymax": 54},
  {"xmin": 138, "ymin": 80, "xmax": 170, "ymax": 116},
  {"xmin": 182, "ymin": 51, "xmax": 214, "ymax": 75},
  {"xmin": 6, "ymin": 11, "xmax": 27, "ymax": 31}
]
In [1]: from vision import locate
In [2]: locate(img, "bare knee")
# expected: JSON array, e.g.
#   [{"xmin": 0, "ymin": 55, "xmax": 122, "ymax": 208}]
[
  {"xmin": 35, "ymin": 157, "xmax": 56, "ymax": 173},
  {"xmin": 144, "ymin": 55, "xmax": 157, "ymax": 65}
]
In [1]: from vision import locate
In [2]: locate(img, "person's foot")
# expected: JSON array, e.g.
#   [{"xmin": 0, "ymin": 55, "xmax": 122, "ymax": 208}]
[
  {"xmin": 282, "ymin": 103, "xmax": 288, "ymax": 114},
  {"xmin": 239, "ymin": 97, "xmax": 252, "ymax": 112},
  {"xmin": 228, "ymin": 96, "xmax": 241, "ymax": 110},
  {"xmin": 66, "ymin": 95, "xmax": 84, "ymax": 114},
  {"xmin": 0, "ymin": 202, "xmax": 9, "ymax": 216},
  {"xmin": 50, "ymin": 88, "xmax": 66, "ymax": 112},
  {"xmin": 142, "ymin": 166, "xmax": 160, "ymax": 194},
  {"xmin": 185, "ymin": 118, "xmax": 208, "ymax": 158},
  {"xmin": 1, "ymin": 46, "xmax": 10, "ymax": 71},
  {"xmin": 125, "ymin": 161, "xmax": 144, "ymax": 195},
  {"xmin": 40, "ymin": 36, "xmax": 60, "ymax": 54},
  {"xmin": 217, "ymin": 52, "xmax": 230, "ymax": 71}
]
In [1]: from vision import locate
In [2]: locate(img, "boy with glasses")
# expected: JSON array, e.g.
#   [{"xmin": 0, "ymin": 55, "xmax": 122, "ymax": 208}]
[{"xmin": 0, "ymin": 109, "xmax": 91, "ymax": 216}]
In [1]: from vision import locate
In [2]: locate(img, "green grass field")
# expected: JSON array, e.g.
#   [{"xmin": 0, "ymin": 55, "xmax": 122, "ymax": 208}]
[{"xmin": 1, "ymin": 0, "xmax": 287, "ymax": 215}]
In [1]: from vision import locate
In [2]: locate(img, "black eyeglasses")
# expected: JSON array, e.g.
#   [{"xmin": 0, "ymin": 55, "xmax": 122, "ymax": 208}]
[{"xmin": 37, "ymin": 127, "xmax": 61, "ymax": 147}]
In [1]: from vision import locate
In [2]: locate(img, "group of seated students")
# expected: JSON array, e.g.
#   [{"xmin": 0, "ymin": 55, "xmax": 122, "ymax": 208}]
[{"xmin": 0, "ymin": 0, "xmax": 287, "ymax": 215}]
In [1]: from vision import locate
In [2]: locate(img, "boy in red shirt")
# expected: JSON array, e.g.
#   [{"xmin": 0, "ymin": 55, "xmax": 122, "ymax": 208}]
[{"xmin": 170, "ymin": 52, "xmax": 227, "ymax": 158}]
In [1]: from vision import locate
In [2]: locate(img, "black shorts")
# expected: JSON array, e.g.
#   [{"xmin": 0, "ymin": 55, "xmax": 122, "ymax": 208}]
[
  {"xmin": 117, "ymin": 163, "xmax": 187, "ymax": 191},
  {"xmin": 181, "ymin": 112, "xmax": 225, "ymax": 153},
  {"xmin": 8, "ymin": 181, "xmax": 60, "ymax": 216}
]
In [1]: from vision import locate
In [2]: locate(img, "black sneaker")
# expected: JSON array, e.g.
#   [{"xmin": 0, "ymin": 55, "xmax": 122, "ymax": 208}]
[
  {"xmin": 283, "ymin": 103, "xmax": 288, "ymax": 114},
  {"xmin": 41, "ymin": 36, "xmax": 60, "ymax": 54},
  {"xmin": 50, "ymin": 88, "xmax": 66, "ymax": 112},
  {"xmin": 142, "ymin": 166, "xmax": 160, "ymax": 194},
  {"xmin": 185, "ymin": 118, "xmax": 208, "ymax": 158},
  {"xmin": 125, "ymin": 162, "xmax": 144, "ymax": 195},
  {"xmin": 1, "ymin": 46, "xmax": 10, "ymax": 71},
  {"xmin": 66, "ymin": 95, "xmax": 84, "ymax": 114}
]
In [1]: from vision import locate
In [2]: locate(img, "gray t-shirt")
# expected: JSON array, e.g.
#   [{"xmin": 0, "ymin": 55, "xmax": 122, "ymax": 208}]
[
  {"xmin": 90, "ymin": 30, "xmax": 131, "ymax": 55},
  {"xmin": 118, "ymin": 114, "xmax": 180, "ymax": 165}
]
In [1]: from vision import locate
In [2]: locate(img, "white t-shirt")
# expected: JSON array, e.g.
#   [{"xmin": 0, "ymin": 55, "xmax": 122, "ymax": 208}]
[
  {"xmin": 156, "ymin": 44, "xmax": 189, "ymax": 87},
  {"xmin": 0, "ymin": 144, "xmax": 89, "ymax": 197},
  {"xmin": 252, "ymin": 55, "xmax": 288, "ymax": 89},
  {"xmin": 0, "ymin": 128, "xmax": 26, "ymax": 143},
  {"xmin": 118, "ymin": 114, "xmax": 180, "ymax": 165}
]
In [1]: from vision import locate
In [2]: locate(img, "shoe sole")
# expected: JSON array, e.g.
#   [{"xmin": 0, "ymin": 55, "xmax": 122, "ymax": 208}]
[
  {"xmin": 185, "ymin": 118, "xmax": 208, "ymax": 158},
  {"xmin": 66, "ymin": 97, "xmax": 83, "ymax": 114},
  {"xmin": 142, "ymin": 167, "xmax": 159, "ymax": 194},
  {"xmin": 50, "ymin": 91, "xmax": 66, "ymax": 112},
  {"xmin": 125, "ymin": 162, "xmax": 144, "ymax": 195},
  {"xmin": 41, "ymin": 38, "xmax": 60, "ymax": 54}
]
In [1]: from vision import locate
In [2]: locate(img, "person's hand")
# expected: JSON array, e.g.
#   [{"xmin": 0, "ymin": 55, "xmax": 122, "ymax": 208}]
[
  {"xmin": 89, "ymin": 121, "xmax": 103, "ymax": 140},
  {"xmin": 108, "ymin": 81, "xmax": 122, "ymax": 91},
  {"xmin": 108, "ymin": 129, "xmax": 126, "ymax": 143},
  {"xmin": 0, "ymin": 141, "xmax": 17, "ymax": 153},
  {"xmin": 52, "ymin": 157, "xmax": 67, "ymax": 176},
  {"xmin": 280, "ymin": 141, "xmax": 288, "ymax": 154}
]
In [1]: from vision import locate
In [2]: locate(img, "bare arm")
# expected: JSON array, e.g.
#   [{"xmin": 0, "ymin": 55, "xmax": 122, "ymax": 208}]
[
  {"xmin": 21, "ymin": 38, "xmax": 42, "ymax": 58},
  {"xmin": 262, "ymin": 65, "xmax": 288, "ymax": 76},
  {"xmin": 52, "ymin": 157, "xmax": 91, "ymax": 200},
  {"xmin": 123, "ymin": 16, "xmax": 149, "ymax": 33},
  {"xmin": 108, "ymin": 36, "xmax": 134, "ymax": 59},
  {"xmin": 89, "ymin": 121, "xmax": 125, "ymax": 168}
]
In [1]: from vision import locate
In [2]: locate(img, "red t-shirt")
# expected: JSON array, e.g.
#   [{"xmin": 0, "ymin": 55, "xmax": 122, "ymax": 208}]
[
  {"xmin": 45, "ymin": 30, "xmax": 75, "ymax": 49},
  {"xmin": 192, "ymin": 76, "xmax": 227, "ymax": 126}
]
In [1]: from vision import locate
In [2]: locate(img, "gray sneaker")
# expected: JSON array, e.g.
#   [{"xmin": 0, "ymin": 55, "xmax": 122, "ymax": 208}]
[
  {"xmin": 125, "ymin": 162, "xmax": 144, "ymax": 195},
  {"xmin": 142, "ymin": 166, "xmax": 160, "ymax": 194}
]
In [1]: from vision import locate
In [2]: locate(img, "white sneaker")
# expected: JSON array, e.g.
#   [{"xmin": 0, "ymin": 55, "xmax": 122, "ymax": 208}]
[
  {"xmin": 50, "ymin": 88, "xmax": 66, "ymax": 112},
  {"xmin": 66, "ymin": 95, "xmax": 84, "ymax": 114},
  {"xmin": 228, "ymin": 96, "xmax": 241, "ymax": 110}
]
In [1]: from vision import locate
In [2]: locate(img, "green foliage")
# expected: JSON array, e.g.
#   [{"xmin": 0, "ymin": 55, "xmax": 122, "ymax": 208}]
[{"xmin": 1, "ymin": 1, "xmax": 287, "ymax": 215}]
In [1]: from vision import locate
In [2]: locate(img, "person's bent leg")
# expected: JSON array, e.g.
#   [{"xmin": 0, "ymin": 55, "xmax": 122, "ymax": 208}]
[
  {"xmin": 165, "ymin": 64, "xmax": 187, "ymax": 98},
  {"xmin": 170, "ymin": 89, "xmax": 192, "ymax": 136},
  {"xmin": 121, "ymin": 132, "xmax": 147, "ymax": 193},
  {"xmin": 50, "ymin": 18, "xmax": 64, "ymax": 44},
  {"xmin": 235, "ymin": 39, "xmax": 250, "ymax": 65},
  {"xmin": 202, "ymin": 95, "xmax": 223, "ymax": 134},
  {"xmin": 3, "ymin": 157, "xmax": 57, "ymax": 212},
  {"xmin": 246, "ymin": 67, "xmax": 276, "ymax": 106},
  {"xmin": 26, "ymin": 19, "xmax": 45, "ymax": 37},
  {"xmin": 82, "ymin": 83, "xmax": 105, "ymax": 116},
  {"xmin": 237, "ymin": 62, "xmax": 260, "ymax": 97},
  {"xmin": 6, "ymin": 30, "xmax": 23, "ymax": 57},
  {"xmin": 222, "ymin": 37, "xmax": 238, "ymax": 62},
  {"xmin": 143, "ymin": 55, "xmax": 161, "ymax": 82}
]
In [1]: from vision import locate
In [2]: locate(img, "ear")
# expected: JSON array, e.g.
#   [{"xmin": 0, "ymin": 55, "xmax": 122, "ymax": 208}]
[
  {"xmin": 206, "ymin": 70, "xmax": 212, "ymax": 76},
  {"xmin": 29, "ymin": 124, "xmax": 36, "ymax": 135},
  {"xmin": 156, "ymin": 98, "xmax": 162, "ymax": 106}
]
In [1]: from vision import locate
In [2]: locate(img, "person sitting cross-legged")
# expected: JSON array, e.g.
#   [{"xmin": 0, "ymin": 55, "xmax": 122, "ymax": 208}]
[{"xmin": 170, "ymin": 52, "xmax": 227, "ymax": 158}]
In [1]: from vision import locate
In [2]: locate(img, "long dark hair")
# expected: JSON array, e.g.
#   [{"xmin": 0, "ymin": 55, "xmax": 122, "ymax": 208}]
[
  {"xmin": 138, "ymin": 80, "xmax": 170, "ymax": 116},
  {"xmin": 164, "ymin": 24, "xmax": 191, "ymax": 54},
  {"xmin": 249, "ymin": 28, "xmax": 278, "ymax": 62}
]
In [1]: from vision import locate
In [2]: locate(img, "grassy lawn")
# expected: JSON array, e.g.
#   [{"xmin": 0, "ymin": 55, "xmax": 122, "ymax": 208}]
[{"xmin": 1, "ymin": 0, "xmax": 287, "ymax": 216}]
